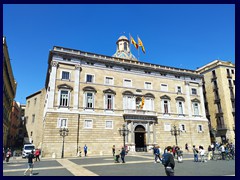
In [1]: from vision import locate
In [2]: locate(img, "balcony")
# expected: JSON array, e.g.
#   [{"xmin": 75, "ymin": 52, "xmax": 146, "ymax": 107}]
[
  {"xmin": 123, "ymin": 109, "xmax": 157, "ymax": 122},
  {"xmin": 124, "ymin": 109, "xmax": 157, "ymax": 116},
  {"xmin": 227, "ymin": 74, "xmax": 232, "ymax": 78},
  {"xmin": 217, "ymin": 124, "xmax": 227, "ymax": 130}
]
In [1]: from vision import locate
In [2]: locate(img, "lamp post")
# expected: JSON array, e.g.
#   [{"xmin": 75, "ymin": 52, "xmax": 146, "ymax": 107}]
[
  {"xmin": 170, "ymin": 125, "xmax": 181, "ymax": 145},
  {"xmin": 118, "ymin": 124, "xmax": 130, "ymax": 149},
  {"xmin": 59, "ymin": 127, "xmax": 69, "ymax": 158}
]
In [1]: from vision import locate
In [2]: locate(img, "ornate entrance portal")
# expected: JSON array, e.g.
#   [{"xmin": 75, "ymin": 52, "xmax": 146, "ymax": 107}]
[{"xmin": 134, "ymin": 125, "xmax": 146, "ymax": 152}]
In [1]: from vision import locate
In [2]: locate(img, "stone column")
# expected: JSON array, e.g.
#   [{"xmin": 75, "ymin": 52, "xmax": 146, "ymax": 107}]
[
  {"xmin": 48, "ymin": 61, "xmax": 58, "ymax": 108},
  {"xmin": 73, "ymin": 64, "xmax": 81, "ymax": 109},
  {"xmin": 153, "ymin": 123, "xmax": 156, "ymax": 144},
  {"xmin": 147, "ymin": 122, "xmax": 150, "ymax": 144},
  {"xmin": 185, "ymin": 81, "xmax": 192, "ymax": 117}
]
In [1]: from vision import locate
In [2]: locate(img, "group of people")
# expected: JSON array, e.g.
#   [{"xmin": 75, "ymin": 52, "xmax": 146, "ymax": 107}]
[
  {"xmin": 77, "ymin": 144, "xmax": 88, "ymax": 157},
  {"xmin": 112, "ymin": 145, "xmax": 127, "ymax": 163}
]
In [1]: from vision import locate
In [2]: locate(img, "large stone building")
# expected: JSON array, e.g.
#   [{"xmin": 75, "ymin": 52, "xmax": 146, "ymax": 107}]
[
  {"xmin": 196, "ymin": 60, "xmax": 235, "ymax": 144},
  {"xmin": 41, "ymin": 36, "xmax": 211, "ymax": 157},
  {"xmin": 9, "ymin": 101, "xmax": 21, "ymax": 148},
  {"xmin": 24, "ymin": 88, "xmax": 46, "ymax": 148},
  {"xmin": 3, "ymin": 36, "xmax": 17, "ymax": 148}
]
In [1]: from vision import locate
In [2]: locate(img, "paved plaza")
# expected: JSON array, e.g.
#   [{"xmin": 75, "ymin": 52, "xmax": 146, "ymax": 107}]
[{"xmin": 3, "ymin": 153, "xmax": 235, "ymax": 176}]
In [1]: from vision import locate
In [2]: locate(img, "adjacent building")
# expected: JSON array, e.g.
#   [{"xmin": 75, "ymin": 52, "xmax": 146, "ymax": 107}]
[
  {"xmin": 9, "ymin": 101, "xmax": 21, "ymax": 148},
  {"xmin": 3, "ymin": 36, "xmax": 17, "ymax": 148},
  {"xmin": 196, "ymin": 60, "xmax": 235, "ymax": 144},
  {"xmin": 24, "ymin": 88, "xmax": 46, "ymax": 148},
  {"xmin": 41, "ymin": 36, "xmax": 210, "ymax": 157}
]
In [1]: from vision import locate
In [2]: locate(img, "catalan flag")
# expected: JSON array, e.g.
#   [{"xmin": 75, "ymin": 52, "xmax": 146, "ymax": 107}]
[
  {"xmin": 138, "ymin": 37, "xmax": 146, "ymax": 54},
  {"xmin": 130, "ymin": 35, "xmax": 138, "ymax": 50},
  {"xmin": 140, "ymin": 97, "xmax": 145, "ymax": 109}
]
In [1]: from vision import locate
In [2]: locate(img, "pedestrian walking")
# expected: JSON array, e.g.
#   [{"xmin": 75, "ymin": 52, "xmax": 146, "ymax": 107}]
[
  {"xmin": 112, "ymin": 145, "xmax": 115, "ymax": 156},
  {"xmin": 185, "ymin": 143, "xmax": 189, "ymax": 152},
  {"xmin": 192, "ymin": 145, "xmax": 199, "ymax": 162},
  {"xmin": 120, "ymin": 147, "xmax": 126, "ymax": 163},
  {"xmin": 176, "ymin": 147, "xmax": 183, "ymax": 163},
  {"xmin": 5, "ymin": 148, "xmax": 11, "ymax": 163},
  {"xmin": 162, "ymin": 146, "xmax": 175, "ymax": 176},
  {"xmin": 77, "ymin": 146, "xmax": 82, "ymax": 157},
  {"xmin": 220, "ymin": 144, "xmax": 226, "ymax": 160},
  {"xmin": 24, "ymin": 150, "xmax": 35, "ymax": 176},
  {"xmin": 154, "ymin": 146, "xmax": 161, "ymax": 163},
  {"xmin": 84, "ymin": 144, "xmax": 88, "ymax": 157},
  {"xmin": 199, "ymin": 146, "xmax": 206, "ymax": 162},
  {"xmin": 35, "ymin": 149, "xmax": 40, "ymax": 161},
  {"xmin": 3, "ymin": 148, "xmax": 5, "ymax": 161}
]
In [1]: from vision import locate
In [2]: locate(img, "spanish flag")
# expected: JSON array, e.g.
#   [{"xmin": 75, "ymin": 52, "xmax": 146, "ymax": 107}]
[
  {"xmin": 130, "ymin": 36, "xmax": 138, "ymax": 50},
  {"xmin": 140, "ymin": 97, "xmax": 145, "ymax": 109},
  {"xmin": 138, "ymin": 37, "xmax": 146, "ymax": 54}
]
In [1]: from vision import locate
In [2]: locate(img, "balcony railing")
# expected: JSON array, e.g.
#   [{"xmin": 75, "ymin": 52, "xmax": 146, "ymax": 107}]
[
  {"xmin": 124, "ymin": 109, "xmax": 157, "ymax": 116},
  {"xmin": 217, "ymin": 124, "xmax": 227, "ymax": 130}
]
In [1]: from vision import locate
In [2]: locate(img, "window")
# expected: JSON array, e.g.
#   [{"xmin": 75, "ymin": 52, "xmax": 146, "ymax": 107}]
[
  {"xmin": 191, "ymin": 88, "xmax": 197, "ymax": 95},
  {"xmin": 231, "ymin": 69, "xmax": 234, "ymax": 74},
  {"xmin": 85, "ymin": 92, "xmax": 94, "ymax": 108},
  {"xmin": 193, "ymin": 102, "xmax": 199, "ymax": 116},
  {"xmin": 163, "ymin": 100, "xmax": 169, "ymax": 114},
  {"xmin": 177, "ymin": 86, "xmax": 182, "ymax": 93},
  {"xmin": 30, "ymin": 131, "xmax": 33, "ymax": 136},
  {"xmin": 32, "ymin": 114, "xmax": 35, "ymax": 123},
  {"xmin": 105, "ymin": 77, "xmax": 114, "ymax": 85},
  {"xmin": 57, "ymin": 118, "xmax": 67, "ymax": 128},
  {"xmin": 60, "ymin": 90, "xmax": 69, "ymax": 107},
  {"xmin": 212, "ymin": 70, "xmax": 216, "ymax": 77},
  {"xmin": 179, "ymin": 124, "xmax": 186, "ymax": 131},
  {"xmin": 105, "ymin": 120, "xmax": 113, "ymax": 129},
  {"xmin": 143, "ymin": 97, "xmax": 154, "ymax": 111},
  {"xmin": 123, "ymin": 79, "xmax": 132, "ymax": 87},
  {"xmin": 105, "ymin": 94, "xmax": 113, "ymax": 110},
  {"xmin": 197, "ymin": 125, "xmax": 203, "ymax": 132},
  {"xmin": 34, "ymin": 98, "xmax": 37, "ymax": 105},
  {"xmin": 177, "ymin": 102, "xmax": 184, "ymax": 115},
  {"xmin": 62, "ymin": 71, "xmax": 70, "ymax": 80},
  {"xmin": 161, "ymin": 84, "xmax": 168, "ymax": 91},
  {"xmin": 164, "ymin": 123, "xmax": 171, "ymax": 131},
  {"xmin": 124, "ymin": 42, "xmax": 127, "ymax": 51},
  {"xmin": 84, "ymin": 120, "xmax": 93, "ymax": 128},
  {"xmin": 144, "ymin": 82, "xmax": 152, "ymax": 89},
  {"xmin": 28, "ymin": 101, "xmax": 30, "ymax": 107},
  {"xmin": 123, "ymin": 96, "xmax": 135, "ymax": 109},
  {"xmin": 86, "ymin": 74, "xmax": 94, "ymax": 83}
]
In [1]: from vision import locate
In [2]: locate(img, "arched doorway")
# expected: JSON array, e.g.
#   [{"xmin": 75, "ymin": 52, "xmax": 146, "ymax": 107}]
[{"xmin": 135, "ymin": 125, "xmax": 146, "ymax": 152}]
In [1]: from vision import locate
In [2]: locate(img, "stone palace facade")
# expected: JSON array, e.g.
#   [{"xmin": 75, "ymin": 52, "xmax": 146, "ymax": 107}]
[{"xmin": 41, "ymin": 36, "xmax": 210, "ymax": 157}]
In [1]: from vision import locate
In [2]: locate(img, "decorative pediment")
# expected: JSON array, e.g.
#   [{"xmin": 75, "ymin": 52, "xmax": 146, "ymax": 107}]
[
  {"xmin": 57, "ymin": 84, "xmax": 73, "ymax": 91},
  {"xmin": 83, "ymin": 86, "xmax": 97, "ymax": 93},
  {"xmin": 160, "ymin": 95, "xmax": 171, "ymax": 100},
  {"xmin": 175, "ymin": 96, "xmax": 185, "ymax": 101},
  {"xmin": 103, "ymin": 88, "xmax": 116, "ymax": 95},
  {"xmin": 144, "ymin": 93, "xmax": 155, "ymax": 98},
  {"xmin": 122, "ymin": 90, "xmax": 134, "ymax": 96},
  {"xmin": 191, "ymin": 98, "xmax": 200, "ymax": 103}
]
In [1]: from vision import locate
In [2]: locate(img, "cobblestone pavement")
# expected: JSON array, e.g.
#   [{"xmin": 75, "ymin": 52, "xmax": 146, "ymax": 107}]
[{"xmin": 3, "ymin": 153, "xmax": 235, "ymax": 176}]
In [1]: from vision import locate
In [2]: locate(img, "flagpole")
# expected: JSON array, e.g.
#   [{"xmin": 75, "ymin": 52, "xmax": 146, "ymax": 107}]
[
  {"xmin": 137, "ymin": 35, "xmax": 140, "ymax": 61},
  {"xmin": 129, "ymin": 33, "xmax": 131, "ymax": 52}
]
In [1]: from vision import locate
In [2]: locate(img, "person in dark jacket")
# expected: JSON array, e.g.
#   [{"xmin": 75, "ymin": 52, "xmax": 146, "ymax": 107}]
[
  {"xmin": 162, "ymin": 146, "xmax": 175, "ymax": 176},
  {"xmin": 120, "ymin": 147, "xmax": 126, "ymax": 163},
  {"xmin": 24, "ymin": 150, "xmax": 35, "ymax": 176}
]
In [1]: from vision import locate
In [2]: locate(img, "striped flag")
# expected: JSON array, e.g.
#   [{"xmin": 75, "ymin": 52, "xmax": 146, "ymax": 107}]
[
  {"xmin": 130, "ymin": 36, "xmax": 138, "ymax": 49},
  {"xmin": 138, "ymin": 37, "xmax": 146, "ymax": 54}
]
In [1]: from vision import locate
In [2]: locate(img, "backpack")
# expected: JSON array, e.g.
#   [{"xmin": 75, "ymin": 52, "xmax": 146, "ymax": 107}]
[{"xmin": 162, "ymin": 153, "xmax": 170, "ymax": 166}]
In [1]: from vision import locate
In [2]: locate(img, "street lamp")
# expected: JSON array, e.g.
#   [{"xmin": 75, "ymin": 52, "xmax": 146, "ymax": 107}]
[
  {"xmin": 170, "ymin": 125, "xmax": 181, "ymax": 145},
  {"xmin": 59, "ymin": 127, "xmax": 69, "ymax": 158},
  {"xmin": 118, "ymin": 124, "xmax": 130, "ymax": 149}
]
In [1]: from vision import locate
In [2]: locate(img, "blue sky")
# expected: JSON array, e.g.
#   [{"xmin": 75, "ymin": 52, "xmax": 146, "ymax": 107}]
[{"xmin": 3, "ymin": 4, "xmax": 235, "ymax": 104}]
